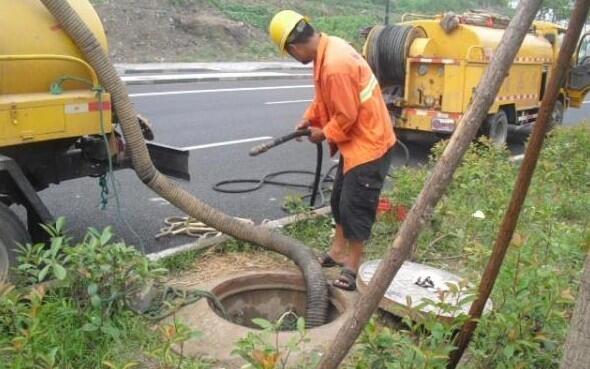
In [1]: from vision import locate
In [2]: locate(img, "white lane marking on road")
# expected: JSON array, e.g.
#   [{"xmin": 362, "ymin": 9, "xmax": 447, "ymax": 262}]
[
  {"xmin": 129, "ymin": 85, "xmax": 313, "ymax": 98},
  {"xmin": 584, "ymin": 100, "xmax": 590, "ymax": 104},
  {"xmin": 149, "ymin": 197, "xmax": 171, "ymax": 205},
  {"xmin": 180, "ymin": 136, "xmax": 272, "ymax": 151},
  {"xmin": 264, "ymin": 99, "xmax": 313, "ymax": 105}
]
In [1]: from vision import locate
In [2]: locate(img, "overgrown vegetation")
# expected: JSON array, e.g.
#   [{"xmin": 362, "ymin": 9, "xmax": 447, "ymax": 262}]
[
  {"xmin": 2, "ymin": 125, "xmax": 588, "ymax": 368},
  {"xmin": 232, "ymin": 313, "xmax": 319, "ymax": 369},
  {"xmin": 156, "ymin": 125, "xmax": 589, "ymax": 368},
  {"xmin": 205, "ymin": 0, "xmax": 511, "ymax": 57},
  {"xmin": 0, "ymin": 224, "xmax": 210, "ymax": 369},
  {"xmin": 309, "ymin": 126, "xmax": 589, "ymax": 368}
]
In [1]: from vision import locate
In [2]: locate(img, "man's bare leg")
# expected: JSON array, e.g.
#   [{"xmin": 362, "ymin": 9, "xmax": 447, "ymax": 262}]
[
  {"xmin": 344, "ymin": 240, "xmax": 364, "ymax": 274},
  {"xmin": 326, "ymin": 224, "xmax": 348, "ymax": 264}
]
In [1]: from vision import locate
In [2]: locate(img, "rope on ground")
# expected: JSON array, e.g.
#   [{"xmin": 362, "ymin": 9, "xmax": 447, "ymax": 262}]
[{"xmin": 155, "ymin": 216, "xmax": 254, "ymax": 240}]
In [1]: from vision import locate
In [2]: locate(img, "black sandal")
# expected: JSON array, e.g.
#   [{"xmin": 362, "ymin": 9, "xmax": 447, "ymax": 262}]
[
  {"xmin": 318, "ymin": 252, "xmax": 344, "ymax": 268},
  {"xmin": 333, "ymin": 268, "xmax": 357, "ymax": 291}
]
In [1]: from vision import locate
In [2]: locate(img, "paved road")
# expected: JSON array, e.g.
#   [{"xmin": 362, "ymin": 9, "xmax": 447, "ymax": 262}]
[{"xmin": 30, "ymin": 76, "xmax": 589, "ymax": 254}]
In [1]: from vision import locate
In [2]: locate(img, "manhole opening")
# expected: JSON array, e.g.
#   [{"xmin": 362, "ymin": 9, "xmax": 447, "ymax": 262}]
[{"xmin": 208, "ymin": 274, "xmax": 343, "ymax": 331}]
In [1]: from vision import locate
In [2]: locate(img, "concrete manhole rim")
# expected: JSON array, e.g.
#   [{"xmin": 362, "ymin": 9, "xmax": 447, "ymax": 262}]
[
  {"xmin": 206, "ymin": 271, "xmax": 349, "ymax": 331},
  {"xmin": 170, "ymin": 270, "xmax": 358, "ymax": 364}
]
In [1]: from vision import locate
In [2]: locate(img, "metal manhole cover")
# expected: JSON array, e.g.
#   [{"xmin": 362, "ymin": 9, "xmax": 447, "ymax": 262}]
[{"xmin": 358, "ymin": 260, "xmax": 493, "ymax": 318}]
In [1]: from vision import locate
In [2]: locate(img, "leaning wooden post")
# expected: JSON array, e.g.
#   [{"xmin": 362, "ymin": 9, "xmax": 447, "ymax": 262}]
[
  {"xmin": 447, "ymin": 1, "xmax": 590, "ymax": 367},
  {"xmin": 316, "ymin": 1, "xmax": 543, "ymax": 368}
]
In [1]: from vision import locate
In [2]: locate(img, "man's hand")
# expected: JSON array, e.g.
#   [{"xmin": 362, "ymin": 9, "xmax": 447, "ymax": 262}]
[
  {"xmin": 295, "ymin": 119, "xmax": 311, "ymax": 142},
  {"xmin": 308, "ymin": 127, "xmax": 326, "ymax": 144},
  {"xmin": 295, "ymin": 119, "xmax": 311, "ymax": 131}
]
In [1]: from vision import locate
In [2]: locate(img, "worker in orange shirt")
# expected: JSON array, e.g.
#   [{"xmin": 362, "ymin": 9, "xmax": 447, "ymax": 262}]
[{"xmin": 269, "ymin": 11, "xmax": 396, "ymax": 291}]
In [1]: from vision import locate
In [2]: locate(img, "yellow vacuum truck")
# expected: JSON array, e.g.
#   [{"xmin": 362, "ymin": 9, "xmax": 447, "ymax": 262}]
[
  {"xmin": 0, "ymin": 0, "xmax": 189, "ymax": 281},
  {"xmin": 363, "ymin": 12, "xmax": 590, "ymax": 145}
]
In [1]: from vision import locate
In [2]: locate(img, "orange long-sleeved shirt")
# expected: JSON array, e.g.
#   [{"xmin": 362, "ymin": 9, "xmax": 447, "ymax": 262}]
[{"xmin": 304, "ymin": 34, "xmax": 395, "ymax": 174}]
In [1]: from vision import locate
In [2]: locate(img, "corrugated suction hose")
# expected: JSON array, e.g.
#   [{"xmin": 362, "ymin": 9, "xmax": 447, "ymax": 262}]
[{"xmin": 39, "ymin": 0, "xmax": 328, "ymax": 328}]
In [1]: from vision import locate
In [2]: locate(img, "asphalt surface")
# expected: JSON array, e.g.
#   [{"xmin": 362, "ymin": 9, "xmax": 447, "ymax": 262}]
[{"xmin": 28, "ymin": 76, "xmax": 589, "ymax": 254}]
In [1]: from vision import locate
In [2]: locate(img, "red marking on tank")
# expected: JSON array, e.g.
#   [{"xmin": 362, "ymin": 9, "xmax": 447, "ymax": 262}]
[{"xmin": 88, "ymin": 101, "xmax": 112, "ymax": 112}]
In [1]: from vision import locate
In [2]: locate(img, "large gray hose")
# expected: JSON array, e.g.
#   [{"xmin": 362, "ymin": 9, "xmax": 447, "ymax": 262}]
[{"xmin": 40, "ymin": 0, "xmax": 328, "ymax": 328}]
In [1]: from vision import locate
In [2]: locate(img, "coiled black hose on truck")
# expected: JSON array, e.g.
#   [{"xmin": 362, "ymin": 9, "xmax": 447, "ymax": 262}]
[
  {"xmin": 365, "ymin": 25, "xmax": 425, "ymax": 86},
  {"xmin": 40, "ymin": 0, "xmax": 329, "ymax": 328}
]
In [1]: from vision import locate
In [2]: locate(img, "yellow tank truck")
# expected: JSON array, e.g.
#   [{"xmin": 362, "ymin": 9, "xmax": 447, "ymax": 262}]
[
  {"xmin": 363, "ymin": 12, "xmax": 590, "ymax": 145},
  {"xmin": 0, "ymin": 0, "xmax": 189, "ymax": 281}
]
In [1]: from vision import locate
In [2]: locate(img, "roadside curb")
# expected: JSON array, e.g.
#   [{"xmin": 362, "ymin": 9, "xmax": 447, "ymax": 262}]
[
  {"xmin": 121, "ymin": 72, "xmax": 312, "ymax": 85},
  {"xmin": 146, "ymin": 207, "xmax": 331, "ymax": 261},
  {"xmin": 116, "ymin": 62, "xmax": 311, "ymax": 75}
]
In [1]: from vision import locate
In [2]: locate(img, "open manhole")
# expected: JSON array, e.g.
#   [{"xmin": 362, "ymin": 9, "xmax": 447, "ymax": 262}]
[
  {"xmin": 170, "ymin": 271, "xmax": 357, "ymax": 364},
  {"xmin": 209, "ymin": 272, "xmax": 342, "ymax": 330}
]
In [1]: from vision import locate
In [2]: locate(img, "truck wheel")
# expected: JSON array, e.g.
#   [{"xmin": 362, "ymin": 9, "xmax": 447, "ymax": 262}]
[
  {"xmin": 549, "ymin": 100, "xmax": 564, "ymax": 130},
  {"xmin": 0, "ymin": 203, "xmax": 31, "ymax": 283},
  {"xmin": 484, "ymin": 111, "xmax": 509, "ymax": 147}
]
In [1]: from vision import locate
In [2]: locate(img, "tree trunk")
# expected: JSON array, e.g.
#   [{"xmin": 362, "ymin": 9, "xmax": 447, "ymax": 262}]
[
  {"xmin": 316, "ymin": 0, "xmax": 544, "ymax": 368},
  {"xmin": 559, "ymin": 253, "xmax": 590, "ymax": 369}
]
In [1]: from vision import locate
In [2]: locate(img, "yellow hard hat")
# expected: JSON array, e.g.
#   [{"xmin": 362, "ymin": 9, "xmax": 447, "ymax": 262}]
[{"xmin": 268, "ymin": 10, "xmax": 309, "ymax": 52}]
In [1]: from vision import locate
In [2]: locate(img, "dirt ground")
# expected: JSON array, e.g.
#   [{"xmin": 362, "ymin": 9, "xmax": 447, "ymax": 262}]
[
  {"xmin": 93, "ymin": 0, "xmax": 264, "ymax": 62},
  {"xmin": 168, "ymin": 248, "xmax": 296, "ymax": 287}
]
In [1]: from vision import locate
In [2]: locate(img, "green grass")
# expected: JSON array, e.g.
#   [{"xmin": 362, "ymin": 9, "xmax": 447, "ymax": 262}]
[
  {"xmin": 0, "ymin": 226, "xmax": 212, "ymax": 369},
  {"xmin": 344, "ymin": 126, "xmax": 589, "ymax": 368},
  {"xmin": 159, "ymin": 124, "xmax": 590, "ymax": 368},
  {"xmin": 6, "ymin": 123, "xmax": 586, "ymax": 368},
  {"xmin": 203, "ymin": 0, "xmax": 386, "ymax": 59},
  {"xmin": 200, "ymin": 0, "xmax": 510, "ymax": 60}
]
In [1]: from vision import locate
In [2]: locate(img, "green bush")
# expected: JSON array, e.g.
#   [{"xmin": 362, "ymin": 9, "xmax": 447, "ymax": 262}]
[
  {"xmin": 1, "ymin": 223, "xmax": 208, "ymax": 369},
  {"xmin": 268, "ymin": 125, "xmax": 589, "ymax": 368}
]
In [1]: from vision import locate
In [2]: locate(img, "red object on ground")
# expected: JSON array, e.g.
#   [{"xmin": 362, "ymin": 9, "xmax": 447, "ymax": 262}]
[
  {"xmin": 377, "ymin": 198, "xmax": 409, "ymax": 222},
  {"xmin": 394, "ymin": 204, "xmax": 408, "ymax": 222},
  {"xmin": 377, "ymin": 198, "xmax": 392, "ymax": 216}
]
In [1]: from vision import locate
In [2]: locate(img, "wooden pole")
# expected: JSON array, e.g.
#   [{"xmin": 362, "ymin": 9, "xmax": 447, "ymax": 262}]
[
  {"xmin": 447, "ymin": 1, "xmax": 590, "ymax": 367},
  {"xmin": 559, "ymin": 252, "xmax": 590, "ymax": 369},
  {"xmin": 316, "ymin": 0, "xmax": 544, "ymax": 368}
]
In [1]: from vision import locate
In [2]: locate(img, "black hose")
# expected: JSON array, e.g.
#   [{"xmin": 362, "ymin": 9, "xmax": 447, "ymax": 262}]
[
  {"xmin": 396, "ymin": 138, "xmax": 411, "ymax": 167},
  {"xmin": 310, "ymin": 138, "xmax": 323, "ymax": 207},
  {"xmin": 366, "ymin": 25, "xmax": 424, "ymax": 87},
  {"xmin": 215, "ymin": 130, "xmax": 336, "ymax": 210},
  {"xmin": 216, "ymin": 132, "xmax": 412, "ymax": 205}
]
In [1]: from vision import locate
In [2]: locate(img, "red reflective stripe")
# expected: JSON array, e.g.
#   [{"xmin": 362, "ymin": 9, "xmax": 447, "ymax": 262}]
[
  {"xmin": 88, "ymin": 101, "xmax": 112, "ymax": 112},
  {"xmin": 405, "ymin": 109, "xmax": 462, "ymax": 120}
]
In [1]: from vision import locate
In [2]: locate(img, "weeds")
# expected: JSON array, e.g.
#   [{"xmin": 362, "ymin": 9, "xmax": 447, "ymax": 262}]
[
  {"xmin": 232, "ymin": 314, "xmax": 319, "ymax": 369},
  {"xmin": 1, "ymin": 223, "xmax": 209, "ymax": 369}
]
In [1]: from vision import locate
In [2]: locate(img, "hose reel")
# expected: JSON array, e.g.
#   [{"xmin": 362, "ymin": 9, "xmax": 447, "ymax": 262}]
[{"xmin": 364, "ymin": 25, "xmax": 426, "ymax": 87}]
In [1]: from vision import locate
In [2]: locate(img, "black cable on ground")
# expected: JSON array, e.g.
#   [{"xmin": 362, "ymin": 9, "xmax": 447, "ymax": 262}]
[
  {"xmin": 214, "ymin": 130, "xmax": 338, "ymax": 210},
  {"xmin": 214, "ymin": 130, "xmax": 411, "ymax": 209}
]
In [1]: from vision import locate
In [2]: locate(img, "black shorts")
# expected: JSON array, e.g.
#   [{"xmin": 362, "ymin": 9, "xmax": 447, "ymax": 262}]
[{"xmin": 331, "ymin": 148, "xmax": 393, "ymax": 241}]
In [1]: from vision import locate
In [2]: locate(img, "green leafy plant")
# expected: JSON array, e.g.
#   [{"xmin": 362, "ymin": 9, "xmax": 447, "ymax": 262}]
[
  {"xmin": 2, "ymin": 224, "xmax": 209, "ymax": 369},
  {"xmin": 355, "ymin": 282, "xmax": 472, "ymax": 369},
  {"xmin": 147, "ymin": 318, "xmax": 204, "ymax": 369},
  {"xmin": 232, "ymin": 313, "xmax": 317, "ymax": 369}
]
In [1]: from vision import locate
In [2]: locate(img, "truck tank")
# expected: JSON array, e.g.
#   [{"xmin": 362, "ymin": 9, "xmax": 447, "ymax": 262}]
[{"xmin": 0, "ymin": 0, "xmax": 108, "ymax": 95}]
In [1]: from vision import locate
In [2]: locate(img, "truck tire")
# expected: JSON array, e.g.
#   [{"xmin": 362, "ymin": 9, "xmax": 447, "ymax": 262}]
[
  {"xmin": 484, "ymin": 111, "xmax": 509, "ymax": 147},
  {"xmin": 549, "ymin": 100, "xmax": 564, "ymax": 130},
  {"xmin": 0, "ymin": 203, "xmax": 31, "ymax": 283}
]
